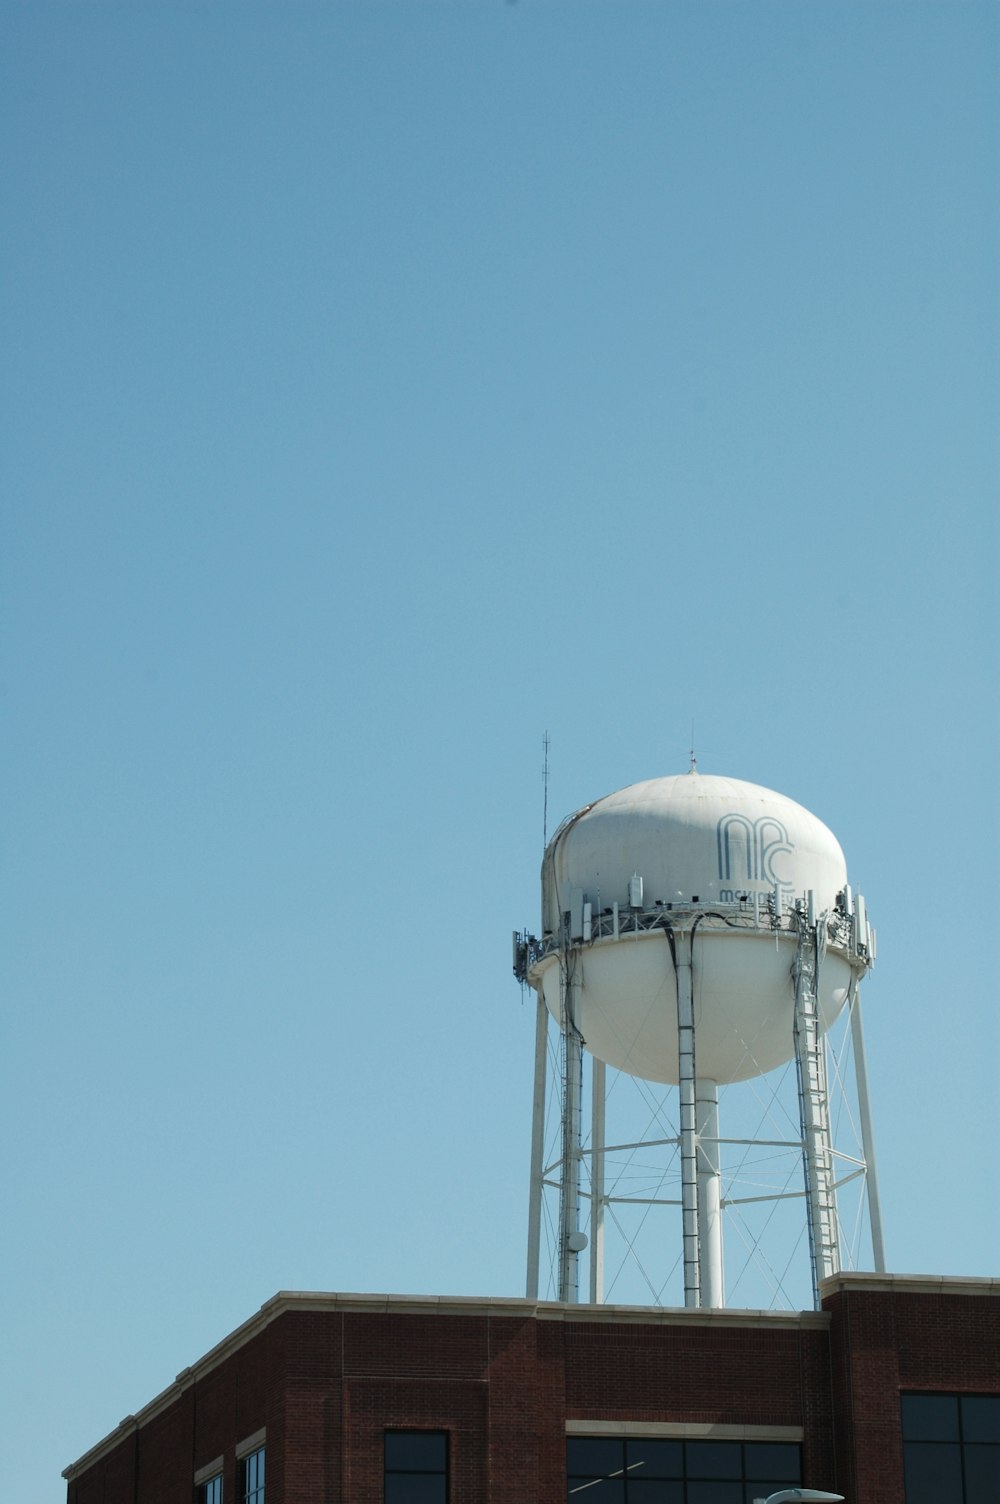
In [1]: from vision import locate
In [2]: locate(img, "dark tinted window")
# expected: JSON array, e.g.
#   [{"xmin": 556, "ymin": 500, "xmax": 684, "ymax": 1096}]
[
  {"xmin": 902, "ymin": 1394, "xmax": 960, "ymax": 1441},
  {"xmin": 902, "ymin": 1393, "xmax": 1000, "ymax": 1504},
  {"xmin": 385, "ymin": 1431, "xmax": 448, "ymax": 1504},
  {"xmin": 566, "ymin": 1438, "xmax": 800, "ymax": 1504},
  {"xmin": 962, "ymin": 1398, "xmax": 1000, "ymax": 1444},
  {"xmin": 626, "ymin": 1440, "xmax": 683, "ymax": 1478},
  {"xmin": 687, "ymin": 1483, "xmax": 742, "ymax": 1504},
  {"xmin": 743, "ymin": 1444, "xmax": 801, "ymax": 1482},
  {"xmin": 685, "ymin": 1446, "xmax": 742, "ymax": 1480},
  {"xmin": 630, "ymin": 1483, "xmax": 684, "ymax": 1504},
  {"xmin": 964, "ymin": 1445, "xmax": 1000, "ymax": 1504},
  {"xmin": 569, "ymin": 1438, "xmax": 629, "ymax": 1481},
  {"xmin": 385, "ymin": 1434, "xmax": 448, "ymax": 1473},
  {"xmin": 568, "ymin": 1480, "xmax": 625, "ymax": 1503},
  {"xmin": 902, "ymin": 1442, "xmax": 962, "ymax": 1504},
  {"xmin": 385, "ymin": 1479, "xmax": 447, "ymax": 1504}
]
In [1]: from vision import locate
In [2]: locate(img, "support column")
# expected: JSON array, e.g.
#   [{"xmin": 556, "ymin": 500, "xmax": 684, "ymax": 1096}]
[
  {"xmin": 525, "ymin": 994, "xmax": 549, "ymax": 1299},
  {"xmin": 675, "ymin": 929, "xmax": 701, "ymax": 1309},
  {"xmin": 696, "ymin": 1079, "xmax": 724, "ymax": 1308},
  {"xmin": 849, "ymin": 983, "xmax": 886, "ymax": 1272},
  {"xmin": 558, "ymin": 958, "xmax": 585, "ymax": 1303},
  {"xmin": 794, "ymin": 919, "xmax": 840, "ymax": 1305},
  {"xmin": 589, "ymin": 1058, "xmax": 606, "ymax": 1304}
]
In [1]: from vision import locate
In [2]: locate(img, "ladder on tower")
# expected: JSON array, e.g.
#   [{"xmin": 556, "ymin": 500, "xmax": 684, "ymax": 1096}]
[{"xmin": 793, "ymin": 914, "xmax": 840, "ymax": 1305}]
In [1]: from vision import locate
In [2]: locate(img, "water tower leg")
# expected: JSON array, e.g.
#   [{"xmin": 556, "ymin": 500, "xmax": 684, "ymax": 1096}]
[
  {"xmin": 794, "ymin": 923, "xmax": 840, "ymax": 1305},
  {"xmin": 589, "ymin": 1057, "xmax": 606, "ymax": 1304},
  {"xmin": 526, "ymin": 994, "xmax": 549, "ymax": 1300},
  {"xmin": 696, "ymin": 1079, "xmax": 724, "ymax": 1307},
  {"xmin": 849, "ymin": 985, "xmax": 886, "ymax": 1272},
  {"xmin": 558, "ymin": 964, "xmax": 584, "ymax": 1303},
  {"xmin": 675, "ymin": 930, "xmax": 702, "ymax": 1309}
]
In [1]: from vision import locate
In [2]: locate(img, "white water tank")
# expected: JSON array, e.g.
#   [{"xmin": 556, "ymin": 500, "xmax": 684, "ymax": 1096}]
[{"xmin": 531, "ymin": 771, "xmax": 860, "ymax": 1084}]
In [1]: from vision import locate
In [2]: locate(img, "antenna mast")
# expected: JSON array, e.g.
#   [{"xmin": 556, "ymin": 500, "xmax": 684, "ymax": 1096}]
[{"xmin": 542, "ymin": 731, "xmax": 551, "ymax": 845}]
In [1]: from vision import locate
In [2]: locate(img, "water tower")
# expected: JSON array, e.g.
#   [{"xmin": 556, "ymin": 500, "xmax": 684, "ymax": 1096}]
[{"xmin": 513, "ymin": 769, "xmax": 885, "ymax": 1310}]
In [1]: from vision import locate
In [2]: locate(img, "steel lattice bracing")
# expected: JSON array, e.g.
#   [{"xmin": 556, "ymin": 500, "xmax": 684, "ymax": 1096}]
[{"xmin": 520, "ymin": 890, "xmax": 882, "ymax": 1311}]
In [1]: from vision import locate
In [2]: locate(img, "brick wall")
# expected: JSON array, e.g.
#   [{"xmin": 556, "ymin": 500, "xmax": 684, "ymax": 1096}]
[
  {"xmin": 66, "ymin": 1315, "xmax": 279, "ymax": 1504},
  {"xmin": 826, "ymin": 1283, "xmax": 1000, "ymax": 1504},
  {"xmin": 64, "ymin": 1284, "xmax": 999, "ymax": 1504}
]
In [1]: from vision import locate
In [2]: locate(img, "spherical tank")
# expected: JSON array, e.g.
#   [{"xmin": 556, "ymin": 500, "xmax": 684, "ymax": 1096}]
[{"xmin": 532, "ymin": 771, "xmax": 860, "ymax": 1085}]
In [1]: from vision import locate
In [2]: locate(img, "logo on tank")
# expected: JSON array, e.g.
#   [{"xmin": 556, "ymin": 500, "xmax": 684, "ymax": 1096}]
[{"xmin": 716, "ymin": 813, "xmax": 794, "ymax": 901}]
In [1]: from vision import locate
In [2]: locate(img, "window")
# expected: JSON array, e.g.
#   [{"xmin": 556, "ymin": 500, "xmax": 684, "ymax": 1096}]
[
  {"xmin": 566, "ymin": 1438, "xmax": 801, "ymax": 1504},
  {"xmin": 902, "ymin": 1393, "xmax": 1000, "ymax": 1504},
  {"xmin": 198, "ymin": 1478, "xmax": 222, "ymax": 1504},
  {"xmin": 385, "ymin": 1430, "xmax": 448, "ymax": 1504},
  {"xmin": 241, "ymin": 1448, "xmax": 264, "ymax": 1504}
]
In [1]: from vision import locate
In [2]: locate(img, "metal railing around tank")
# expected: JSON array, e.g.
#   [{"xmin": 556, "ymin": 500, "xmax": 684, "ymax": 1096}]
[{"xmin": 513, "ymin": 891, "xmax": 870, "ymax": 985}]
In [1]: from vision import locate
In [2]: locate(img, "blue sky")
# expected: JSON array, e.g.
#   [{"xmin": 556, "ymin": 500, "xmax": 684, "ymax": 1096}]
[{"xmin": 2, "ymin": 2, "xmax": 997, "ymax": 1498}]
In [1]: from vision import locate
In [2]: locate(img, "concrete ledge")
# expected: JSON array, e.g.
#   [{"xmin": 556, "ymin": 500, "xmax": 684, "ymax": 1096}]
[
  {"xmin": 193, "ymin": 1456, "xmax": 224, "ymax": 1487},
  {"xmin": 566, "ymin": 1420, "xmax": 804, "ymax": 1441},
  {"xmin": 821, "ymin": 1271, "xmax": 1000, "ymax": 1299},
  {"xmin": 264, "ymin": 1290, "xmax": 829, "ymax": 1329}
]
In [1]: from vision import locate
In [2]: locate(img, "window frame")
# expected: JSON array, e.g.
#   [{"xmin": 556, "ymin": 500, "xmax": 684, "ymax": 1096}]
[
  {"xmin": 194, "ymin": 1456, "xmax": 225, "ymax": 1504},
  {"xmin": 566, "ymin": 1435, "xmax": 802, "ymax": 1504},
  {"xmin": 197, "ymin": 1475, "xmax": 223, "ymax": 1504},
  {"xmin": 384, "ymin": 1428, "xmax": 449, "ymax": 1504},
  {"xmin": 901, "ymin": 1391, "xmax": 1000, "ymax": 1504},
  {"xmin": 240, "ymin": 1446, "xmax": 265, "ymax": 1504}
]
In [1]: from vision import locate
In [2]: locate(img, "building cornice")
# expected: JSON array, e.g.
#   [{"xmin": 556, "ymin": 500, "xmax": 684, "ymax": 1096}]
[
  {"xmin": 65, "ymin": 1283, "xmax": 924, "ymax": 1482},
  {"xmin": 821, "ymin": 1271, "xmax": 1000, "ymax": 1299}
]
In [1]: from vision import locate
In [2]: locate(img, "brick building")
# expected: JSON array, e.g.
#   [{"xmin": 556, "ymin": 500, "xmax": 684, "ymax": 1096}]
[{"xmin": 63, "ymin": 1273, "xmax": 999, "ymax": 1504}]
